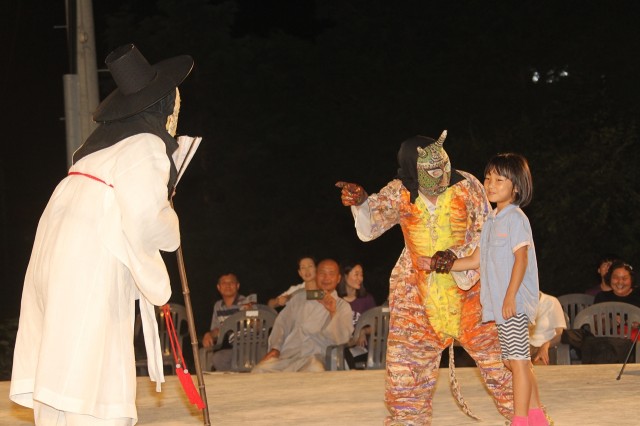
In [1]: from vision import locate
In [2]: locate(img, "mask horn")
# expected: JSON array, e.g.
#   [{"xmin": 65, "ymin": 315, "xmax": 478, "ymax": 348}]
[{"xmin": 435, "ymin": 130, "xmax": 447, "ymax": 147}]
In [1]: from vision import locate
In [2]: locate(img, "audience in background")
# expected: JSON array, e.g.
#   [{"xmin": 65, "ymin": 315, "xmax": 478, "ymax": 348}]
[
  {"xmin": 593, "ymin": 261, "xmax": 640, "ymax": 306},
  {"xmin": 337, "ymin": 262, "xmax": 377, "ymax": 369},
  {"xmin": 563, "ymin": 260, "xmax": 639, "ymax": 364},
  {"xmin": 529, "ymin": 292, "xmax": 567, "ymax": 365},
  {"xmin": 337, "ymin": 262, "xmax": 377, "ymax": 325},
  {"xmin": 585, "ymin": 254, "xmax": 618, "ymax": 296},
  {"xmin": 252, "ymin": 259, "xmax": 353, "ymax": 373},
  {"xmin": 201, "ymin": 273, "xmax": 253, "ymax": 371},
  {"xmin": 268, "ymin": 256, "xmax": 317, "ymax": 309}
]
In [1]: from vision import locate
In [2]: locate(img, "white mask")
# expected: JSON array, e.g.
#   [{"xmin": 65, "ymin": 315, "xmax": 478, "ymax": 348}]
[{"xmin": 165, "ymin": 88, "xmax": 181, "ymax": 137}]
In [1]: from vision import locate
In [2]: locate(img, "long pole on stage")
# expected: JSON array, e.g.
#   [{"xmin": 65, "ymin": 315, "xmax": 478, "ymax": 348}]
[{"xmin": 172, "ymin": 201, "xmax": 211, "ymax": 425}]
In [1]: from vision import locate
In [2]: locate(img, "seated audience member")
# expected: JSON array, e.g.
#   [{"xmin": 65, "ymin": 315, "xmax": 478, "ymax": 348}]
[
  {"xmin": 529, "ymin": 292, "xmax": 567, "ymax": 365},
  {"xmin": 563, "ymin": 260, "xmax": 639, "ymax": 363},
  {"xmin": 268, "ymin": 256, "xmax": 317, "ymax": 309},
  {"xmin": 252, "ymin": 259, "xmax": 353, "ymax": 373},
  {"xmin": 201, "ymin": 273, "xmax": 253, "ymax": 371},
  {"xmin": 337, "ymin": 262, "xmax": 376, "ymax": 369},
  {"xmin": 338, "ymin": 262, "xmax": 377, "ymax": 325},
  {"xmin": 593, "ymin": 261, "xmax": 640, "ymax": 306},
  {"xmin": 585, "ymin": 254, "xmax": 618, "ymax": 296}
]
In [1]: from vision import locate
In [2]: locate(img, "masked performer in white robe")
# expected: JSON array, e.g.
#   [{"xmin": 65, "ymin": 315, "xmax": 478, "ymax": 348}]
[{"xmin": 10, "ymin": 44, "xmax": 193, "ymax": 425}]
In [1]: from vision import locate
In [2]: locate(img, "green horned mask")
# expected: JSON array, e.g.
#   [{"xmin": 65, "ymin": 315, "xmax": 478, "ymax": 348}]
[{"xmin": 417, "ymin": 130, "xmax": 451, "ymax": 196}]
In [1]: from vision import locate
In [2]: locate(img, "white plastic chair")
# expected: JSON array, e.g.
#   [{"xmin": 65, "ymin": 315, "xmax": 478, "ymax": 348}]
[
  {"xmin": 573, "ymin": 301, "xmax": 640, "ymax": 364},
  {"xmin": 326, "ymin": 306, "xmax": 390, "ymax": 370},
  {"xmin": 201, "ymin": 307, "xmax": 276, "ymax": 372},
  {"xmin": 558, "ymin": 293, "xmax": 595, "ymax": 329}
]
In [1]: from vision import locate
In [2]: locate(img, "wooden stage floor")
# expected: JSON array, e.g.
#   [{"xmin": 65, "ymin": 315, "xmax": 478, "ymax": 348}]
[{"xmin": 2, "ymin": 363, "xmax": 639, "ymax": 425}]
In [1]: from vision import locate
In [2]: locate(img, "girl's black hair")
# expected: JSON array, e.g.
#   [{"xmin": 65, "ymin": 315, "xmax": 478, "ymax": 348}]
[{"xmin": 484, "ymin": 153, "xmax": 533, "ymax": 207}]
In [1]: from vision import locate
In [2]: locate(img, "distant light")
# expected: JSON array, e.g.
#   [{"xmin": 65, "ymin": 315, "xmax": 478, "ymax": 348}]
[{"xmin": 530, "ymin": 66, "xmax": 569, "ymax": 84}]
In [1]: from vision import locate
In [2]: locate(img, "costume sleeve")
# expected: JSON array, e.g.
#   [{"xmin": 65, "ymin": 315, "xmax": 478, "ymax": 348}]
[
  {"xmin": 447, "ymin": 172, "xmax": 490, "ymax": 287},
  {"xmin": 352, "ymin": 180, "xmax": 403, "ymax": 242},
  {"xmin": 112, "ymin": 134, "xmax": 180, "ymax": 305},
  {"xmin": 320, "ymin": 298, "xmax": 354, "ymax": 345}
]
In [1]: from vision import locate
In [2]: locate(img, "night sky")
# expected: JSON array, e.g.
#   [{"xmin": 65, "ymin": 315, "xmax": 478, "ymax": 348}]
[{"xmin": 2, "ymin": 0, "xmax": 640, "ymax": 336}]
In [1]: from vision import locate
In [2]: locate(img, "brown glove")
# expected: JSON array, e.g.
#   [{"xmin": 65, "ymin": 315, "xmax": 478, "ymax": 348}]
[
  {"xmin": 335, "ymin": 181, "xmax": 368, "ymax": 206},
  {"xmin": 431, "ymin": 250, "xmax": 457, "ymax": 273}
]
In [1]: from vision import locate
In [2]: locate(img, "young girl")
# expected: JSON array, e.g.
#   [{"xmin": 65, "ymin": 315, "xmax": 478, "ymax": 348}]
[{"xmin": 423, "ymin": 153, "xmax": 548, "ymax": 426}]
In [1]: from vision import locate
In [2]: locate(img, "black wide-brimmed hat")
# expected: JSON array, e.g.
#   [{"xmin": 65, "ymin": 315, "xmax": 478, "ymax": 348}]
[{"xmin": 93, "ymin": 43, "xmax": 193, "ymax": 122}]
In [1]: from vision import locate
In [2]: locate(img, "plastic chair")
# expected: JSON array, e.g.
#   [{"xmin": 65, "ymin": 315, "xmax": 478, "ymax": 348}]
[
  {"xmin": 573, "ymin": 301, "xmax": 640, "ymax": 363},
  {"xmin": 548, "ymin": 341, "xmax": 571, "ymax": 365},
  {"xmin": 253, "ymin": 303, "xmax": 279, "ymax": 316},
  {"xmin": 202, "ymin": 308, "xmax": 277, "ymax": 372},
  {"xmin": 326, "ymin": 306, "xmax": 390, "ymax": 370},
  {"xmin": 558, "ymin": 293, "xmax": 595, "ymax": 329}
]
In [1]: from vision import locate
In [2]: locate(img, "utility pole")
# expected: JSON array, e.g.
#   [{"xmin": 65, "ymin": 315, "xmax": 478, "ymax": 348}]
[{"xmin": 63, "ymin": 0, "xmax": 99, "ymax": 168}]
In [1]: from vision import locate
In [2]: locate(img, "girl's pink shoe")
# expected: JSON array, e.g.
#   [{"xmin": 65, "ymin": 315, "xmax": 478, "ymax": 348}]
[
  {"xmin": 528, "ymin": 407, "xmax": 551, "ymax": 426},
  {"xmin": 510, "ymin": 416, "xmax": 528, "ymax": 426}
]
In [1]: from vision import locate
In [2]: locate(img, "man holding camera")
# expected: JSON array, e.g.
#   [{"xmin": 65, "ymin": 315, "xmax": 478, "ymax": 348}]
[{"xmin": 252, "ymin": 259, "xmax": 353, "ymax": 373}]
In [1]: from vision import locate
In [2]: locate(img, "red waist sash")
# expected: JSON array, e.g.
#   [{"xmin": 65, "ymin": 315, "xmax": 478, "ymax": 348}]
[{"xmin": 68, "ymin": 171, "xmax": 114, "ymax": 188}]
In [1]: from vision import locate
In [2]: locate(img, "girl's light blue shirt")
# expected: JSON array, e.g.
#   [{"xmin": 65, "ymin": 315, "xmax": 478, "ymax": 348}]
[{"xmin": 479, "ymin": 203, "xmax": 539, "ymax": 324}]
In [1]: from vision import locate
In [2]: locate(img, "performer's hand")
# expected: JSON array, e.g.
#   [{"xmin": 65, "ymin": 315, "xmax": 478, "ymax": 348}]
[
  {"xmin": 335, "ymin": 181, "xmax": 368, "ymax": 206},
  {"xmin": 431, "ymin": 250, "xmax": 457, "ymax": 273},
  {"xmin": 417, "ymin": 256, "xmax": 433, "ymax": 271}
]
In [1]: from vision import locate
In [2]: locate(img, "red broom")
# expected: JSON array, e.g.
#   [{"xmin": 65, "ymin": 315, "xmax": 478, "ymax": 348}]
[{"xmin": 162, "ymin": 304, "xmax": 205, "ymax": 409}]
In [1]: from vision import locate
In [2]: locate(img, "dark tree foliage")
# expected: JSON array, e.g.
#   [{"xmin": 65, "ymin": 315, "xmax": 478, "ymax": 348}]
[{"xmin": 3, "ymin": 1, "xmax": 639, "ymax": 337}]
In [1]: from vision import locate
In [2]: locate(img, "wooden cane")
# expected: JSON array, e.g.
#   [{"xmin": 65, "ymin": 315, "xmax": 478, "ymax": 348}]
[{"xmin": 172, "ymin": 201, "xmax": 211, "ymax": 425}]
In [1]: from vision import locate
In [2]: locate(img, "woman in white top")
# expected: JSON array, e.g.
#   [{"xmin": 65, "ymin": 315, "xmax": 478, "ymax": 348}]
[{"xmin": 529, "ymin": 292, "xmax": 567, "ymax": 365}]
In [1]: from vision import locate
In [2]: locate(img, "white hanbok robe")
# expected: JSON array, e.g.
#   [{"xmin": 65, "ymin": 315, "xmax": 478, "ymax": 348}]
[{"xmin": 10, "ymin": 133, "xmax": 180, "ymax": 423}]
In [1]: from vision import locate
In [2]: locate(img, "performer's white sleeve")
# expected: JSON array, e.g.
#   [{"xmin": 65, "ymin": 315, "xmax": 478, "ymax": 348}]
[
  {"xmin": 351, "ymin": 201, "xmax": 375, "ymax": 242},
  {"xmin": 139, "ymin": 295, "xmax": 165, "ymax": 392}
]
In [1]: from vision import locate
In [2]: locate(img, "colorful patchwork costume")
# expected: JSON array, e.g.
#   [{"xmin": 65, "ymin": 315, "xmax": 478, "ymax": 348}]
[{"xmin": 341, "ymin": 133, "xmax": 513, "ymax": 425}]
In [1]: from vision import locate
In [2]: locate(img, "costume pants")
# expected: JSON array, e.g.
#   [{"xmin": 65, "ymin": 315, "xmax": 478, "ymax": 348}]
[
  {"xmin": 34, "ymin": 401, "xmax": 133, "ymax": 426},
  {"xmin": 384, "ymin": 279, "xmax": 513, "ymax": 426}
]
